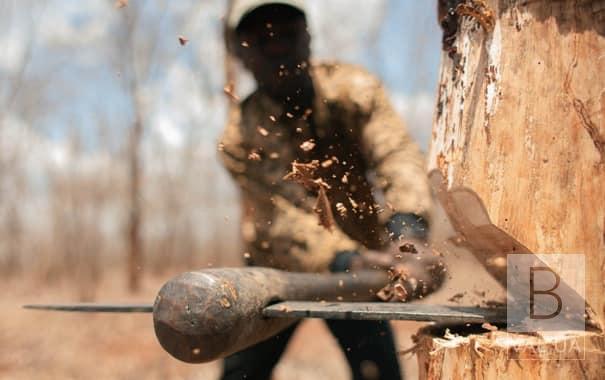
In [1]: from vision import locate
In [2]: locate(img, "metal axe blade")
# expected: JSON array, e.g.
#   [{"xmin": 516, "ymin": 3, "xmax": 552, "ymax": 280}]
[
  {"xmin": 23, "ymin": 304, "xmax": 153, "ymax": 313},
  {"xmin": 24, "ymin": 302, "xmax": 507, "ymax": 324},
  {"xmin": 264, "ymin": 301, "xmax": 507, "ymax": 324}
]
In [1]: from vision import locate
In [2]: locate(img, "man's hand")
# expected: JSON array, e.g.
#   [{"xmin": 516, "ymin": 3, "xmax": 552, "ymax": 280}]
[{"xmin": 360, "ymin": 239, "xmax": 447, "ymax": 302}]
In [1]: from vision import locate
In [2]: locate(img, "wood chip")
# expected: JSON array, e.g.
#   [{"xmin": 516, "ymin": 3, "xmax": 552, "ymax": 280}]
[
  {"xmin": 283, "ymin": 160, "xmax": 321, "ymax": 189},
  {"xmin": 284, "ymin": 160, "xmax": 335, "ymax": 231},
  {"xmin": 248, "ymin": 151, "xmax": 261, "ymax": 161},
  {"xmin": 348, "ymin": 197, "xmax": 358, "ymax": 209},
  {"xmin": 223, "ymin": 83, "xmax": 239, "ymax": 101},
  {"xmin": 448, "ymin": 292, "xmax": 465, "ymax": 303},
  {"xmin": 300, "ymin": 139, "xmax": 316, "ymax": 152},
  {"xmin": 178, "ymin": 35, "xmax": 189, "ymax": 46},
  {"xmin": 257, "ymin": 126, "xmax": 269, "ymax": 136},
  {"xmin": 336, "ymin": 202, "xmax": 347, "ymax": 217},
  {"xmin": 279, "ymin": 305, "xmax": 291, "ymax": 312},
  {"xmin": 219, "ymin": 297, "xmax": 231, "ymax": 308},
  {"xmin": 399, "ymin": 243, "xmax": 418, "ymax": 254},
  {"xmin": 393, "ymin": 283, "xmax": 408, "ymax": 301},
  {"xmin": 314, "ymin": 186, "xmax": 335, "ymax": 231},
  {"xmin": 481, "ymin": 322, "xmax": 498, "ymax": 331},
  {"xmin": 321, "ymin": 159, "xmax": 333, "ymax": 168}
]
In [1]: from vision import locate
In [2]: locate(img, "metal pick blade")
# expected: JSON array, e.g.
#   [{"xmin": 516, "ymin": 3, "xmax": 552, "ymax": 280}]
[
  {"xmin": 264, "ymin": 301, "xmax": 508, "ymax": 324},
  {"xmin": 23, "ymin": 303, "xmax": 153, "ymax": 313}
]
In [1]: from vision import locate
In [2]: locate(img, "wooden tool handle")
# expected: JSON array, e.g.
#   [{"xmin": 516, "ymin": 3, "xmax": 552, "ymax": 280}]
[{"xmin": 153, "ymin": 267, "xmax": 388, "ymax": 363}]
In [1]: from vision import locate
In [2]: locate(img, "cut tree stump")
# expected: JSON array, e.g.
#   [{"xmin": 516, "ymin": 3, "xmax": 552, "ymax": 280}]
[
  {"xmin": 418, "ymin": 1, "xmax": 605, "ymax": 378},
  {"xmin": 415, "ymin": 325, "xmax": 605, "ymax": 379}
]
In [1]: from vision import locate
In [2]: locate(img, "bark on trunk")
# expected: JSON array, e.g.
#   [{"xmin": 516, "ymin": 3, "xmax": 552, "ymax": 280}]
[{"xmin": 419, "ymin": 0, "xmax": 605, "ymax": 378}]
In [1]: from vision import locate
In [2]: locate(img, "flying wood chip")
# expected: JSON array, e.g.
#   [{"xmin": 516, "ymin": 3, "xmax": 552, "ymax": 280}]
[
  {"xmin": 223, "ymin": 83, "xmax": 240, "ymax": 101},
  {"xmin": 284, "ymin": 160, "xmax": 335, "ymax": 231},
  {"xmin": 114, "ymin": 0, "xmax": 128, "ymax": 8},
  {"xmin": 178, "ymin": 35, "xmax": 189, "ymax": 46},
  {"xmin": 248, "ymin": 151, "xmax": 261, "ymax": 161},
  {"xmin": 300, "ymin": 139, "xmax": 316, "ymax": 152},
  {"xmin": 283, "ymin": 160, "xmax": 321, "ymax": 190},
  {"xmin": 314, "ymin": 186, "xmax": 335, "ymax": 231}
]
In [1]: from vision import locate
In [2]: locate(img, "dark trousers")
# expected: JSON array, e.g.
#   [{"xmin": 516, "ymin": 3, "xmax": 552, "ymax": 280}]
[{"xmin": 221, "ymin": 319, "xmax": 402, "ymax": 380}]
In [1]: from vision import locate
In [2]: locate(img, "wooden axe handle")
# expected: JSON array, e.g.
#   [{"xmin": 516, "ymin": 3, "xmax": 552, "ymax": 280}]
[{"xmin": 153, "ymin": 267, "xmax": 388, "ymax": 363}]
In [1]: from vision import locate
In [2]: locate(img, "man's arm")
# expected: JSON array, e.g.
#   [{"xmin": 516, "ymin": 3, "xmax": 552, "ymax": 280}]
[
  {"xmin": 324, "ymin": 66, "xmax": 445, "ymax": 297},
  {"xmin": 346, "ymin": 68, "xmax": 432, "ymax": 240}
]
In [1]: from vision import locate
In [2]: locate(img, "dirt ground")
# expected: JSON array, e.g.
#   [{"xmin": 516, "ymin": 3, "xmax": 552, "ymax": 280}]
[{"xmin": 2, "ymin": 252, "xmax": 501, "ymax": 380}]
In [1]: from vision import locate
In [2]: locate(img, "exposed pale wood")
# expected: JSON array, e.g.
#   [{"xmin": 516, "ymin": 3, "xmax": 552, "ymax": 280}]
[
  {"xmin": 416, "ymin": 326, "xmax": 605, "ymax": 380},
  {"xmin": 420, "ymin": 0, "xmax": 605, "ymax": 378},
  {"xmin": 430, "ymin": 0, "xmax": 605, "ymax": 326}
]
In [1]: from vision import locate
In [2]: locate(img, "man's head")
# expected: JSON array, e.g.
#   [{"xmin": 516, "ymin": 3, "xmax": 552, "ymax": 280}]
[{"xmin": 228, "ymin": 0, "xmax": 312, "ymax": 100}]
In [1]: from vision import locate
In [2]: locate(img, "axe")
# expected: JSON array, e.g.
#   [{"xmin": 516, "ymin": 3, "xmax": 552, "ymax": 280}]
[{"xmin": 25, "ymin": 267, "xmax": 507, "ymax": 363}]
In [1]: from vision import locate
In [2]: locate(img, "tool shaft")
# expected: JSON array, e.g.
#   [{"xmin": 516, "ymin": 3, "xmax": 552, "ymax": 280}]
[{"xmin": 152, "ymin": 268, "xmax": 389, "ymax": 363}]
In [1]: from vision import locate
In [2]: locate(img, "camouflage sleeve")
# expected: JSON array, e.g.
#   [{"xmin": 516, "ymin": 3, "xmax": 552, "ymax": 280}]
[
  {"xmin": 265, "ymin": 196, "xmax": 363, "ymax": 272},
  {"xmin": 218, "ymin": 107, "xmax": 250, "ymax": 188},
  {"xmin": 348, "ymin": 68, "xmax": 432, "ymax": 226}
]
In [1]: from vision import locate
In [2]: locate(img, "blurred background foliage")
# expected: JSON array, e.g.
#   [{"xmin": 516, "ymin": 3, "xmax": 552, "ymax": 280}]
[{"xmin": 0, "ymin": 0, "xmax": 440, "ymax": 297}]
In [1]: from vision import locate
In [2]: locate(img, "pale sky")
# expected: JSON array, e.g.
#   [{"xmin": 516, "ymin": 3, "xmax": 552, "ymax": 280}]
[{"xmin": 1, "ymin": 0, "xmax": 441, "ymax": 151}]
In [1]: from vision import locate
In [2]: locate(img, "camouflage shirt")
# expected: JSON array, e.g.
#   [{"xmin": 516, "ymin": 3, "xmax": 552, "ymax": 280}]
[{"xmin": 219, "ymin": 62, "xmax": 431, "ymax": 272}]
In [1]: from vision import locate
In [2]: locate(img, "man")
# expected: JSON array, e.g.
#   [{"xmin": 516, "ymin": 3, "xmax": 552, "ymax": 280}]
[{"xmin": 219, "ymin": 1, "xmax": 442, "ymax": 379}]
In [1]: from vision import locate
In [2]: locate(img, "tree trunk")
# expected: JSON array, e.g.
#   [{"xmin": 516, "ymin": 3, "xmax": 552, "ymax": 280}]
[
  {"xmin": 419, "ymin": 0, "xmax": 605, "ymax": 378},
  {"xmin": 127, "ymin": 116, "xmax": 143, "ymax": 292}
]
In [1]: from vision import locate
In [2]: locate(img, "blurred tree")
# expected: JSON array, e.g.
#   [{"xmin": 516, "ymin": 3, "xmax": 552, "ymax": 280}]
[
  {"xmin": 0, "ymin": 0, "xmax": 49, "ymax": 276},
  {"xmin": 112, "ymin": 0, "xmax": 170, "ymax": 292}
]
